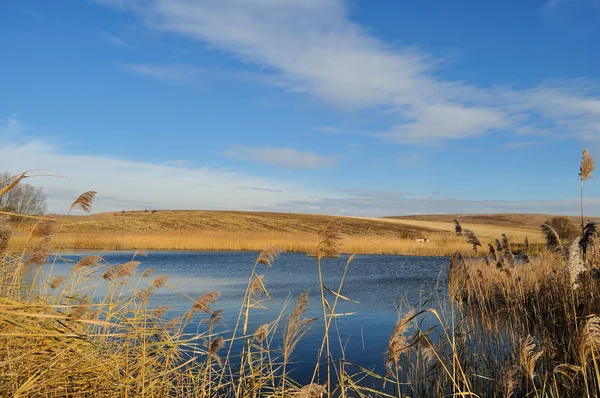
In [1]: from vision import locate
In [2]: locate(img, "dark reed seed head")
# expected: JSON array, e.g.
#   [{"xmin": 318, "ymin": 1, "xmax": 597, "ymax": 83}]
[
  {"xmin": 541, "ymin": 223, "xmax": 563, "ymax": 253},
  {"xmin": 31, "ymin": 219, "xmax": 57, "ymax": 239},
  {"xmin": 25, "ymin": 237, "xmax": 53, "ymax": 266},
  {"xmin": 317, "ymin": 220, "xmax": 341, "ymax": 259},
  {"xmin": 69, "ymin": 191, "xmax": 97, "ymax": 213},
  {"xmin": 453, "ymin": 219, "xmax": 463, "ymax": 236}
]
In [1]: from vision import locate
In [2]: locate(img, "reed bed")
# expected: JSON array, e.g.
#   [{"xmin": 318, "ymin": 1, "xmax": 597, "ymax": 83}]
[
  {"xmin": 8, "ymin": 229, "xmax": 542, "ymax": 257},
  {"xmin": 8, "ymin": 231, "xmax": 478, "ymax": 256},
  {"xmin": 3, "ymin": 149, "xmax": 600, "ymax": 397}
]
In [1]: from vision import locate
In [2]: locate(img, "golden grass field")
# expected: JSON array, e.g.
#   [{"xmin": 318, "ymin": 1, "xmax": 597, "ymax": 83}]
[
  {"xmin": 11, "ymin": 210, "xmax": 546, "ymax": 255},
  {"xmin": 388, "ymin": 213, "xmax": 600, "ymax": 231}
]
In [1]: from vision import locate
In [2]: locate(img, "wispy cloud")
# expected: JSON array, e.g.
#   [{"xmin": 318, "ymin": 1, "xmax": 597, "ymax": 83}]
[
  {"xmin": 0, "ymin": 138, "xmax": 331, "ymax": 213},
  {"xmin": 122, "ymin": 63, "xmax": 203, "ymax": 83},
  {"xmin": 19, "ymin": 8, "xmax": 47, "ymax": 21},
  {"xmin": 540, "ymin": 0, "xmax": 570, "ymax": 11},
  {"xmin": 261, "ymin": 189, "xmax": 600, "ymax": 217},
  {"xmin": 97, "ymin": 0, "xmax": 508, "ymax": 143},
  {"xmin": 501, "ymin": 141, "xmax": 542, "ymax": 150},
  {"xmin": 0, "ymin": 115, "xmax": 26, "ymax": 139},
  {"xmin": 99, "ymin": 30, "xmax": 130, "ymax": 48},
  {"xmin": 95, "ymin": 0, "xmax": 600, "ymax": 145},
  {"xmin": 2, "ymin": 117, "xmax": 597, "ymax": 216},
  {"xmin": 225, "ymin": 146, "xmax": 336, "ymax": 170},
  {"xmin": 397, "ymin": 153, "xmax": 428, "ymax": 169},
  {"xmin": 236, "ymin": 186, "xmax": 284, "ymax": 193}
]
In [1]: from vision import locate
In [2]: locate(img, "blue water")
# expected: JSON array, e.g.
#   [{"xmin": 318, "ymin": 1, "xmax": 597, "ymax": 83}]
[{"xmin": 47, "ymin": 251, "xmax": 449, "ymax": 384}]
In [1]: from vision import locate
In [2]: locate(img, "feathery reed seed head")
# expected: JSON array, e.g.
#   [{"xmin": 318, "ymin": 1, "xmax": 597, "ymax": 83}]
[
  {"xmin": 254, "ymin": 323, "xmax": 270, "ymax": 343},
  {"xmin": 192, "ymin": 291, "xmax": 221, "ymax": 314},
  {"xmin": 520, "ymin": 335, "xmax": 543, "ymax": 381},
  {"xmin": 580, "ymin": 148, "xmax": 596, "ymax": 181},
  {"xmin": 453, "ymin": 219, "xmax": 463, "ymax": 236},
  {"xmin": 102, "ymin": 265, "xmax": 118, "ymax": 281},
  {"xmin": 257, "ymin": 245, "xmax": 285, "ymax": 266},
  {"xmin": 317, "ymin": 220, "xmax": 341, "ymax": 259},
  {"xmin": 31, "ymin": 219, "xmax": 57, "ymax": 239},
  {"xmin": 151, "ymin": 275, "xmax": 168, "ymax": 289},
  {"xmin": 74, "ymin": 255, "xmax": 101, "ymax": 270},
  {"xmin": 295, "ymin": 384, "xmax": 326, "ymax": 398},
  {"xmin": 69, "ymin": 191, "xmax": 97, "ymax": 213},
  {"xmin": 386, "ymin": 310, "xmax": 416, "ymax": 374},
  {"xmin": 25, "ymin": 237, "xmax": 53, "ymax": 266},
  {"xmin": 541, "ymin": 223, "xmax": 563, "ymax": 253},
  {"xmin": 116, "ymin": 261, "xmax": 140, "ymax": 278},
  {"xmin": 208, "ymin": 336, "xmax": 224, "ymax": 366},
  {"xmin": 47, "ymin": 275, "xmax": 66, "ymax": 289},
  {"xmin": 150, "ymin": 305, "xmax": 171, "ymax": 318}
]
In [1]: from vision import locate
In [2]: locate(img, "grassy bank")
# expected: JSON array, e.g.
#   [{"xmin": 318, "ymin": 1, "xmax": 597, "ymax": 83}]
[{"xmin": 10, "ymin": 210, "xmax": 544, "ymax": 256}]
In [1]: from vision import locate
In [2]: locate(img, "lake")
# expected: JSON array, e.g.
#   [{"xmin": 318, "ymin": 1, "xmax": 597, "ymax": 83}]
[{"xmin": 49, "ymin": 251, "xmax": 450, "ymax": 385}]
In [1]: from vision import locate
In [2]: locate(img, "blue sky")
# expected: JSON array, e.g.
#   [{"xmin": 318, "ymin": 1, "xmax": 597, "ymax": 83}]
[{"xmin": 1, "ymin": 0, "xmax": 600, "ymax": 215}]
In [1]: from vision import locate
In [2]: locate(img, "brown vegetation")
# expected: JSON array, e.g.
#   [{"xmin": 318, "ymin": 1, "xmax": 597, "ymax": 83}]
[
  {"xmin": 3, "ymin": 148, "xmax": 600, "ymax": 397},
  {"xmin": 9, "ymin": 210, "xmax": 550, "ymax": 256},
  {"xmin": 10, "ymin": 210, "xmax": 474, "ymax": 255},
  {"xmin": 388, "ymin": 212, "xmax": 600, "ymax": 233}
]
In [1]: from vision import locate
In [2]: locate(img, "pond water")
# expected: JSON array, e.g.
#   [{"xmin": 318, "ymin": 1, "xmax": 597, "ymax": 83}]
[{"xmin": 49, "ymin": 251, "xmax": 450, "ymax": 385}]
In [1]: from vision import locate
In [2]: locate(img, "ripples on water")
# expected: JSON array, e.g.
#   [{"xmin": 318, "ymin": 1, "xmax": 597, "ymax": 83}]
[{"xmin": 50, "ymin": 251, "xmax": 449, "ymax": 384}]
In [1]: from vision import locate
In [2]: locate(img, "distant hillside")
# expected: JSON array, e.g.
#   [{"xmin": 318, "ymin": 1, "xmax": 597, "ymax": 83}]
[
  {"xmin": 60, "ymin": 210, "xmax": 437, "ymax": 238},
  {"xmin": 385, "ymin": 213, "xmax": 600, "ymax": 230}
]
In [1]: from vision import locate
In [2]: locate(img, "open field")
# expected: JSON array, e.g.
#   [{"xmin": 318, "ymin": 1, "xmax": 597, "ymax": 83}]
[
  {"xmin": 10, "ymin": 210, "xmax": 549, "ymax": 255},
  {"xmin": 387, "ymin": 213, "xmax": 600, "ymax": 231},
  {"xmin": 10, "ymin": 210, "xmax": 550, "ymax": 255},
  {"xmin": 348, "ymin": 215, "xmax": 545, "ymax": 241}
]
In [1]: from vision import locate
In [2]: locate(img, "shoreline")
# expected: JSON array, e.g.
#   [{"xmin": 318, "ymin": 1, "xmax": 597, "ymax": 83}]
[{"xmin": 51, "ymin": 246, "xmax": 457, "ymax": 257}]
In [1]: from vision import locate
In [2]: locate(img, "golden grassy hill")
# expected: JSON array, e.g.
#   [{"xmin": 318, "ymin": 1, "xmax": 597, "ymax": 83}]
[
  {"xmin": 14, "ymin": 210, "xmax": 471, "ymax": 255},
  {"xmin": 12, "ymin": 211, "xmax": 550, "ymax": 255},
  {"xmin": 61, "ymin": 210, "xmax": 435, "ymax": 236},
  {"xmin": 386, "ymin": 213, "xmax": 599, "ymax": 231}
]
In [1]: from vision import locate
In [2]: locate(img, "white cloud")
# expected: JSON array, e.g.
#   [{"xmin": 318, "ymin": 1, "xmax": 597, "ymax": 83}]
[
  {"xmin": 0, "ymin": 123, "xmax": 595, "ymax": 216},
  {"xmin": 501, "ymin": 141, "xmax": 541, "ymax": 150},
  {"xmin": 98, "ymin": 0, "xmax": 509, "ymax": 141},
  {"xmin": 225, "ymin": 145, "xmax": 336, "ymax": 170},
  {"xmin": 0, "ymin": 115, "xmax": 26, "ymax": 139},
  {"xmin": 0, "ymin": 137, "xmax": 336, "ymax": 214},
  {"xmin": 95, "ymin": 0, "xmax": 600, "ymax": 144},
  {"xmin": 263, "ymin": 189, "xmax": 600, "ymax": 217},
  {"xmin": 123, "ymin": 63, "xmax": 203, "ymax": 83},
  {"xmin": 541, "ymin": 0, "xmax": 569, "ymax": 11},
  {"xmin": 99, "ymin": 30, "xmax": 130, "ymax": 48},
  {"xmin": 19, "ymin": 8, "xmax": 47, "ymax": 21},
  {"xmin": 384, "ymin": 102, "xmax": 509, "ymax": 143}
]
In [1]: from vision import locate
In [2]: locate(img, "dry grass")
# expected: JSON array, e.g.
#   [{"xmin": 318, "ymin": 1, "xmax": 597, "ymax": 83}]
[
  {"xmin": 52, "ymin": 210, "xmax": 435, "ymax": 235},
  {"xmin": 9, "ymin": 230, "xmax": 519, "ymax": 256},
  {"xmin": 443, "ymin": 240, "xmax": 600, "ymax": 397},
  {"xmin": 5, "ymin": 149, "xmax": 600, "ymax": 398},
  {"xmin": 9, "ymin": 210, "xmax": 547, "ymax": 256},
  {"xmin": 387, "ymin": 212, "xmax": 600, "ymax": 232}
]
